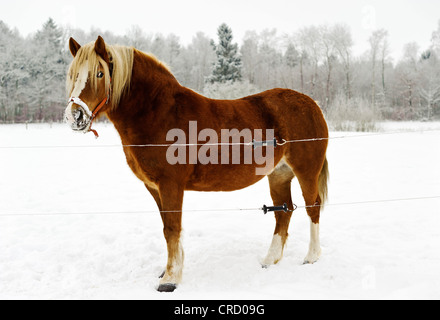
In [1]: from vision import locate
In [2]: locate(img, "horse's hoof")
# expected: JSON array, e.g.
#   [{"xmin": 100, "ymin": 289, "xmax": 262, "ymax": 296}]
[
  {"xmin": 303, "ymin": 249, "xmax": 322, "ymax": 265},
  {"xmin": 303, "ymin": 257, "xmax": 319, "ymax": 265},
  {"xmin": 157, "ymin": 283, "xmax": 177, "ymax": 293}
]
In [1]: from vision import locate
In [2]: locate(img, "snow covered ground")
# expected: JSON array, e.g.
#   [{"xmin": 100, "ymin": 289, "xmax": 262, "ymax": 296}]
[{"xmin": 1, "ymin": 122, "xmax": 440, "ymax": 300}]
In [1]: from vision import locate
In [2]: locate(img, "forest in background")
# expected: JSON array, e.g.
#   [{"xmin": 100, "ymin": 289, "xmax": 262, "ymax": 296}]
[{"xmin": 1, "ymin": 18, "xmax": 440, "ymax": 129}]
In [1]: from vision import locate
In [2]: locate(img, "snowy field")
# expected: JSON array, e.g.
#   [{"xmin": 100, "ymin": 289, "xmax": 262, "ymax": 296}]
[{"xmin": 1, "ymin": 122, "xmax": 440, "ymax": 300}]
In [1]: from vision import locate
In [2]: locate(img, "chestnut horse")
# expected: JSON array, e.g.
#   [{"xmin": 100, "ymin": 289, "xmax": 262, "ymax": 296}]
[{"xmin": 64, "ymin": 36, "xmax": 329, "ymax": 292}]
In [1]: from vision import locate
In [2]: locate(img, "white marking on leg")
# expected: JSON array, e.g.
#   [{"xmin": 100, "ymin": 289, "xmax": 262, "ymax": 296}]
[
  {"xmin": 304, "ymin": 220, "xmax": 321, "ymax": 264},
  {"xmin": 160, "ymin": 240, "xmax": 184, "ymax": 285},
  {"xmin": 262, "ymin": 234, "xmax": 284, "ymax": 266}
]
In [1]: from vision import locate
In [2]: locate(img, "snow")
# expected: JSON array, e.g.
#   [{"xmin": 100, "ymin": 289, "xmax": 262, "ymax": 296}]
[{"xmin": 1, "ymin": 122, "xmax": 440, "ymax": 300}]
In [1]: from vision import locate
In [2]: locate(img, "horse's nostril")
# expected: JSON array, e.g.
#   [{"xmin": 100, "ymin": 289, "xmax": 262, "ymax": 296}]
[
  {"xmin": 71, "ymin": 106, "xmax": 90, "ymax": 131},
  {"xmin": 74, "ymin": 108, "xmax": 84, "ymax": 122}
]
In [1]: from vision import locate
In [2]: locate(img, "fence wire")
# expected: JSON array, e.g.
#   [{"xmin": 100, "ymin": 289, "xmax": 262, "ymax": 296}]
[
  {"xmin": 1, "ymin": 127, "xmax": 439, "ymax": 217},
  {"xmin": 1, "ymin": 128, "xmax": 440, "ymax": 150},
  {"xmin": 1, "ymin": 195, "xmax": 439, "ymax": 218}
]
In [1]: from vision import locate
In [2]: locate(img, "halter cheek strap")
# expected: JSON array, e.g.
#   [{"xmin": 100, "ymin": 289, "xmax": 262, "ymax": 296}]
[{"xmin": 88, "ymin": 97, "xmax": 109, "ymax": 138}]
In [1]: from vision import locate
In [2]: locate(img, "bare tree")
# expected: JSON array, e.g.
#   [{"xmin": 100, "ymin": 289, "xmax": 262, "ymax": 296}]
[
  {"xmin": 295, "ymin": 26, "xmax": 322, "ymax": 99},
  {"xmin": 320, "ymin": 25, "xmax": 338, "ymax": 110},
  {"xmin": 368, "ymin": 29, "xmax": 388, "ymax": 108},
  {"xmin": 331, "ymin": 24, "xmax": 354, "ymax": 100},
  {"xmin": 125, "ymin": 25, "xmax": 152, "ymax": 52},
  {"xmin": 395, "ymin": 43, "xmax": 421, "ymax": 118},
  {"xmin": 241, "ymin": 31, "xmax": 259, "ymax": 85},
  {"xmin": 432, "ymin": 20, "xmax": 440, "ymax": 54},
  {"xmin": 174, "ymin": 32, "xmax": 215, "ymax": 92}
]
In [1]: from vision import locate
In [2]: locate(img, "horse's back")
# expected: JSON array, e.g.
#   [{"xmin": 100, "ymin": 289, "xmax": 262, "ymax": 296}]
[{"xmin": 239, "ymin": 88, "xmax": 328, "ymax": 138}]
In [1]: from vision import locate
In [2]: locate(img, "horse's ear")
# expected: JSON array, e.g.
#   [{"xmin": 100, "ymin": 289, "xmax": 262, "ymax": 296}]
[
  {"xmin": 69, "ymin": 37, "xmax": 81, "ymax": 57},
  {"xmin": 95, "ymin": 36, "xmax": 110, "ymax": 64}
]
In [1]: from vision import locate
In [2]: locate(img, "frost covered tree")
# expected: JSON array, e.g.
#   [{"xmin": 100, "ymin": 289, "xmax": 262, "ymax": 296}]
[
  {"xmin": 29, "ymin": 18, "xmax": 67, "ymax": 121},
  {"xmin": 207, "ymin": 23, "xmax": 242, "ymax": 84},
  {"xmin": 0, "ymin": 21, "xmax": 30, "ymax": 122},
  {"xmin": 240, "ymin": 31, "xmax": 259, "ymax": 85},
  {"xmin": 395, "ymin": 43, "xmax": 421, "ymax": 117},
  {"xmin": 295, "ymin": 26, "xmax": 322, "ymax": 98},
  {"xmin": 174, "ymin": 32, "xmax": 215, "ymax": 93},
  {"xmin": 331, "ymin": 24, "xmax": 353, "ymax": 100},
  {"xmin": 320, "ymin": 25, "xmax": 338, "ymax": 110},
  {"xmin": 283, "ymin": 42, "xmax": 300, "ymax": 89},
  {"xmin": 125, "ymin": 25, "xmax": 152, "ymax": 52},
  {"xmin": 368, "ymin": 29, "xmax": 389, "ymax": 108},
  {"xmin": 419, "ymin": 50, "xmax": 440, "ymax": 120},
  {"xmin": 2, "ymin": 18, "xmax": 440, "ymax": 123},
  {"xmin": 432, "ymin": 20, "xmax": 440, "ymax": 54}
]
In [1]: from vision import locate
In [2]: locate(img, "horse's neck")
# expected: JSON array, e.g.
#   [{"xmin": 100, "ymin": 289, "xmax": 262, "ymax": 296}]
[
  {"xmin": 107, "ymin": 50, "xmax": 184, "ymax": 143},
  {"xmin": 130, "ymin": 50, "xmax": 180, "ymax": 102}
]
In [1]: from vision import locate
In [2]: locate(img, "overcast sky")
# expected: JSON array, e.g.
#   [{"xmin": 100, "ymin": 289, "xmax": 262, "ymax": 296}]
[{"xmin": 2, "ymin": 0, "xmax": 439, "ymax": 60}]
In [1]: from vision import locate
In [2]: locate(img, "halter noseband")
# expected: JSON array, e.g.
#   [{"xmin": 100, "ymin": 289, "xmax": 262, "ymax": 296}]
[{"xmin": 68, "ymin": 94, "xmax": 109, "ymax": 138}]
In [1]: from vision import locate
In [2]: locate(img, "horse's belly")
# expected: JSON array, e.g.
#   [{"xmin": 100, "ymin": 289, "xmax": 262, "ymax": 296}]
[{"xmin": 185, "ymin": 164, "xmax": 267, "ymax": 192}]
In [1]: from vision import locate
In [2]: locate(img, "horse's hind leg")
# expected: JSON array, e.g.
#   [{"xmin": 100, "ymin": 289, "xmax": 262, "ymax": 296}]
[
  {"xmin": 262, "ymin": 160, "xmax": 295, "ymax": 266},
  {"xmin": 296, "ymin": 174, "xmax": 323, "ymax": 264}
]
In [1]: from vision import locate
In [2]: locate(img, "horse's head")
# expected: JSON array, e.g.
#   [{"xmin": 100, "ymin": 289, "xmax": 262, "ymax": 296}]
[{"xmin": 65, "ymin": 36, "xmax": 112, "ymax": 136}]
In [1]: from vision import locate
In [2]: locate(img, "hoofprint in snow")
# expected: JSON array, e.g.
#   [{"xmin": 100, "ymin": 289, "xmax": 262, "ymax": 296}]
[{"xmin": 0, "ymin": 122, "xmax": 440, "ymax": 299}]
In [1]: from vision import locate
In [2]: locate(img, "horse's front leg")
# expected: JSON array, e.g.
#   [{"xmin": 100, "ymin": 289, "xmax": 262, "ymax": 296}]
[{"xmin": 157, "ymin": 181, "xmax": 184, "ymax": 293}]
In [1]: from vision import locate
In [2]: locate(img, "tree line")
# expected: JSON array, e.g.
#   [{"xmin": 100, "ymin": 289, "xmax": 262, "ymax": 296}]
[{"xmin": 1, "ymin": 18, "xmax": 439, "ymax": 126}]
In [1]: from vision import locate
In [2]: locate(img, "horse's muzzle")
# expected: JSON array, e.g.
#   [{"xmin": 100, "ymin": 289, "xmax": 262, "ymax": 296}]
[
  {"xmin": 72, "ymin": 107, "xmax": 91, "ymax": 131},
  {"xmin": 65, "ymin": 102, "xmax": 92, "ymax": 133}
]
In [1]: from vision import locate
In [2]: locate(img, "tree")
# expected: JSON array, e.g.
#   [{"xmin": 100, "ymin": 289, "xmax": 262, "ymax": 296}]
[
  {"xmin": 165, "ymin": 34, "xmax": 181, "ymax": 67},
  {"xmin": 295, "ymin": 26, "xmax": 322, "ymax": 98},
  {"xmin": 283, "ymin": 42, "xmax": 300, "ymax": 89},
  {"xmin": 241, "ymin": 31, "xmax": 259, "ymax": 85},
  {"xmin": 174, "ymin": 32, "xmax": 215, "ymax": 92},
  {"xmin": 320, "ymin": 25, "xmax": 338, "ymax": 110},
  {"xmin": 395, "ymin": 43, "xmax": 421, "ymax": 118},
  {"xmin": 419, "ymin": 51, "xmax": 440, "ymax": 120},
  {"xmin": 332, "ymin": 24, "xmax": 354, "ymax": 100},
  {"xmin": 368, "ymin": 29, "xmax": 389, "ymax": 108},
  {"xmin": 432, "ymin": 20, "xmax": 440, "ymax": 54},
  {"xmin": 30, "ymin": 18, "xmax": 67, "ymax": 121},
  {"xmin": 208, "ymin": 23, "xmax": 242, "ymax": 84},
  {"xmin": 0, "ymin": 21, "xmax": 30, "ymax": 122},
  {"xmin": 256, "ymin": 29, "xmax": 283, "ymax": 89},
  {"xmin": 125, "ymin": 25, "xmax": 152, "ymax": 52}
]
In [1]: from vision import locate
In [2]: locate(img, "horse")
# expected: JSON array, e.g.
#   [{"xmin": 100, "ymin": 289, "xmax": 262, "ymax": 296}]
[{"xmin": 64, "ymin": 36, "xmax": 329, "ymax": 292}]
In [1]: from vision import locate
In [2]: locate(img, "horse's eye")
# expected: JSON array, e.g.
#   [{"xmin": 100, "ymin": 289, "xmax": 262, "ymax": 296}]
[{"xmin": 97, "ymin": 71, "xmax": 104, "ymax": 78}]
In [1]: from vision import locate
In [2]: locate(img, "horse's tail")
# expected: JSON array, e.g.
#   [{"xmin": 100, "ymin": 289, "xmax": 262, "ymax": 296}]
[{"xmin": 318, "ymin": 157, "xmax": 329, "ymax": 207}]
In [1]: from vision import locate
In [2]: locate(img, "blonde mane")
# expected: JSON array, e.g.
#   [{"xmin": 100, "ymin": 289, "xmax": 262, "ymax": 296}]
[{"xmin": 66, "ymin": 42, "xmax": 134, "ymax": 109}]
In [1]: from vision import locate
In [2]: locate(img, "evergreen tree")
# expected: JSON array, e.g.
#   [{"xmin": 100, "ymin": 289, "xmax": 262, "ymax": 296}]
[
  {"xmin": 30, "ymin": 18, "xmax": 67, "ymax": 121},
  {"xmin": 285, "ymin": 43, "xmax": 299, "ymax": 68},
  {"xmin": 208, "ymin": 23, "xmax": 242, "ymax": 83},
  {"xmin": 0, "ymin": 21, "xmax": 29, "ymax": 122}
]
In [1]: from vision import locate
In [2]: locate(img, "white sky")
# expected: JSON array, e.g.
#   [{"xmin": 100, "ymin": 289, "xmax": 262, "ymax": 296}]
[{"xmin": 1, "ymin": 0, "xmax": 439, "ymax": 60}]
